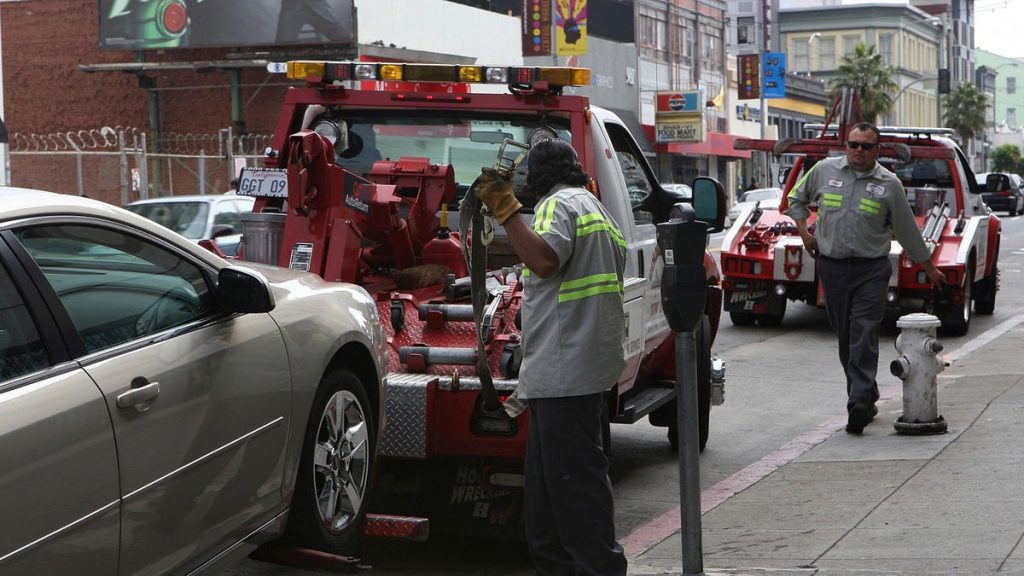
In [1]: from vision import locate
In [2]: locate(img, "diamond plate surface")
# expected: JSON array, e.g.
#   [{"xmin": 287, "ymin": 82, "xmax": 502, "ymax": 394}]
[{"xmin": 379, "ymin": 372, "xmax": 521, "ymax": 458}]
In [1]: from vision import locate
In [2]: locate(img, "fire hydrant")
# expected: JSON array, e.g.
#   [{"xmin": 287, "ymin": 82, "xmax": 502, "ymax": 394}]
[{"xmin": 889, "ymin": 313, "xmax": 947, "ymax": 434}]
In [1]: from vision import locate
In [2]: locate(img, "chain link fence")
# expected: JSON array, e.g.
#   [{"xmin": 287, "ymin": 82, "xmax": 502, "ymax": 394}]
[{"xmin": 10, "ymin": 127, "xmax": 273, "ymax": 207}]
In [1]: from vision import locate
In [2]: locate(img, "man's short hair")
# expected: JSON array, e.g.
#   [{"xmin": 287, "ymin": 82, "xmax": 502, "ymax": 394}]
[{"xmin": 850, "ymin": 122, "xmax": 881, "ymax": 142}]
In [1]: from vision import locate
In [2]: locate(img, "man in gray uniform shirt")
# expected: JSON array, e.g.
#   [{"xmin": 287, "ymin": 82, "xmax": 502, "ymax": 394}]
[
  {"xmin": 786, "ymin": 122, "xmax": 945, "ymax": 434},
  {"xmin": 475, "ymin": 138, "xmax": 628, "ymax": 576}
]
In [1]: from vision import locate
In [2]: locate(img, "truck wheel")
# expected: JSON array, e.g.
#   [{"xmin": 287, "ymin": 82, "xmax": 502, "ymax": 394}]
[
  {"xmin": 729, "ymin": 310, "xmax": 757, "ymax": 326},
  {"xmin": 941, "ymin": 267, "xmax": 972, "ymax": 336},
  {"xmin": 975, "ymin": 263, "xmax": 998, "ymax": 315},
  {"xmin": 286, "ymin": 368, "xmax": 375, "ymax": 553},
  {"xmin": 756, "ymin": 298, "xmax": 787, "ymax": 326},
  {"xmin": 667, "ymin": 315, "xmax": 711, "ymax": 453}
]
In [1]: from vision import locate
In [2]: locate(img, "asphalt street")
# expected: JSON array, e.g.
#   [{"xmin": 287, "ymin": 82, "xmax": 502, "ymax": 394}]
[{"xmin": 225, "ymin": 214, "xmax": 1024, "ymax": 576}]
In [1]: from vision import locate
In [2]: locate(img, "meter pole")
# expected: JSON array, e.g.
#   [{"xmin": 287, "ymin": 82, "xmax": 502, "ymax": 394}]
[
  {"xmin": 656, "ymin": 203, "xmax": 707, "ymax": 575},
  {"xmin": 676, "ymin": 329, "xmax": 704, "ymax": 575}
]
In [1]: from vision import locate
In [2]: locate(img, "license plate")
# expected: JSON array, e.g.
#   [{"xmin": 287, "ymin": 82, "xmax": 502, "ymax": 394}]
[{"xmin": 237, "ymin": 167, "xmax": 288, "ymax": 198}]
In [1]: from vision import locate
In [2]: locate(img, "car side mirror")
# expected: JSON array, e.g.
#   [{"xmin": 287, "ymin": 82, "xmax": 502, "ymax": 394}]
[
  {"xmin": 691, "ymin": 177, "xmax": 727, "ymax": 233},
  {"xmin": 218, "ymin": 266, "xmax": 276, "ymax": 313},
  {"xmin": 212, "ymin": 224, "xmax": 236, "ymax": 239}
]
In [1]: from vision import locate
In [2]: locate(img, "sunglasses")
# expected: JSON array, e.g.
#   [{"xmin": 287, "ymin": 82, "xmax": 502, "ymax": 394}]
[{"xmin": 846, "ymin": 141, "xmax": 878, "ymax": 151}]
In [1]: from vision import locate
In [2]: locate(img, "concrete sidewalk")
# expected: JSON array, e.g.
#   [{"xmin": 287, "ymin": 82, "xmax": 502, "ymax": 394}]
[{"xmin": 628, "ymin": 316, "xmax": 1024, "ymax": 576}]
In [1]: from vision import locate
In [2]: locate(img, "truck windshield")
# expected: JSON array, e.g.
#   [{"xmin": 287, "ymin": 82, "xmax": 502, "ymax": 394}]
[{"xmin": 305, "ymin": 112, "xmax": 572, "ymax": 187}]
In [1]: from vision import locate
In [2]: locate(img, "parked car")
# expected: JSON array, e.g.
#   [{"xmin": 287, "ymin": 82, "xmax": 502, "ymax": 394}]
[
  {"xmin": 125, "ymin": 193, "xmax": 256, "ymax": 256},
  {"xmin": 727, "ymin": 186, "xmax": 784, "ymax": 225},
  {"xmin": 0, "ymin": 188, "xmax": 387, "ymax": 575},
  {"xmin": 662, "ymin": 183, "xmax": 693, "ymax": 198},
  {"xmin": 975, "ymin": 172, "xmax": 1024, "ymax": 216}
]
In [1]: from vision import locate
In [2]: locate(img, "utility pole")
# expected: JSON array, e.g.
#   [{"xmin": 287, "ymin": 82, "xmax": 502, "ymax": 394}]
[{"xmin": 756, "ymin": 0, "xmax": 769, "ymax": 186}]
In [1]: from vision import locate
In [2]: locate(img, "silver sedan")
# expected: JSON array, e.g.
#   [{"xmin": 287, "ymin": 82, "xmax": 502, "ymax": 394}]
[{"xmin": 0, "ymin": 188, "xmax": 387, "ymax": 575}]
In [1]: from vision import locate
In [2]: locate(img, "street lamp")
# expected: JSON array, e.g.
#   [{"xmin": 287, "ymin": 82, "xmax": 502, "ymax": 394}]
[{"xmin": 806, "ymin": 33, "xmax": 821, "ymax": 77}]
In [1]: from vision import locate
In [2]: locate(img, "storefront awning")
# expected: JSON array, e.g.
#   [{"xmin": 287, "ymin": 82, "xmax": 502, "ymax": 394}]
[{"xmin": 654, "ymin": 131, "xmax": 751, "ymax": 159}]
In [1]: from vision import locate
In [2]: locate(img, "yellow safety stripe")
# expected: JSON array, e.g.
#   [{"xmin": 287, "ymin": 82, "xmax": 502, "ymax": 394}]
[
  {"xmin": 822, "ymin": 192, "xmax": 843, "ymax": 207},
  {"xmin": 533, "ymin": 198, "xmax": 557, "ymax": 234},
  {"xmin": 859, "ymin": 198, "xmax": 881, "ymax": 215},
  {"xmin": 576, "ymin": 212, "xmax": 626, "ymax": 247},
  {"xmin": 788, "ymin": 163, "xmax": 818, "ymax": 199},
  {"xmin": 558, "ymin": 272, "xmax": 623, "ymax": 303}
]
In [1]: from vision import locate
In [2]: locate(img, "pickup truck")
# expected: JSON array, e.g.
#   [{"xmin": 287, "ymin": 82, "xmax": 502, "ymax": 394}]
[{"xmin": 237, "ymin": 60, "xmax": 729, "ymax": 541}]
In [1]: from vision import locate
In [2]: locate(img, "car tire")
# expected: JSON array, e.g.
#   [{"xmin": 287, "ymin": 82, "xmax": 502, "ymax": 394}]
[
  {"xmin": 285, "ymin": 368, "xmax": 375, "ymax": 553},
  {"xmin": 668, "ymin": 315, "xmax": 711, "ymax": 453}
]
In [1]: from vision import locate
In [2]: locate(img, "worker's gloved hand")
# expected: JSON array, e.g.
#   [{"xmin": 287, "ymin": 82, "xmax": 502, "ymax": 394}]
[{"xmin": 475, "ymin": 168, "xmax": 522, "ymax": 225}]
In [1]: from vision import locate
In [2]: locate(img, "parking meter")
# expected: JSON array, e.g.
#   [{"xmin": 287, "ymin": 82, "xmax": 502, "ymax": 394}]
[
  {"xmin": 657, "ymin": 203, "xmax": 708, "ymax": 333},
  {"xmin": 656, "ymin": 201, "xmax": 707, "ymax": 575}
]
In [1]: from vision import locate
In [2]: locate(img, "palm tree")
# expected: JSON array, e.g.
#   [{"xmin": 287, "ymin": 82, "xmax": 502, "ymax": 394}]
[
  {"xmin": 828, "ymin": 43, "xmax": 899, "ymax": 124},
  {"xmin": 943, "ymin": 82, "xmax": 988, "ymax": 145}
]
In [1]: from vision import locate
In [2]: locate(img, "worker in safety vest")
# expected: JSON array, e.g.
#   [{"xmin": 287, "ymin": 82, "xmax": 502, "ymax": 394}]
[
  {"xmin": 786, "ymin": 122, "xmax": 945, "ymax": 434},
  {"xmin": 476, "ymin": 138, "xmax": 628, "ymax": 576}
]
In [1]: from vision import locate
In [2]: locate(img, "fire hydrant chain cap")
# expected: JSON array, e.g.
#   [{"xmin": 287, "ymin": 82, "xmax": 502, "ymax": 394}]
[{"xmin": 896, "ymin": 312, "xmax": 942, "ymax": 330}]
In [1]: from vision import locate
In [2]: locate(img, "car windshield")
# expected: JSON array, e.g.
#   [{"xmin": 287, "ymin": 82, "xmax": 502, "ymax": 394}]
[
  {"xmin": 127, "ymin": 202, "xmax": 209, "ymax": 239},
  {"xmin": 303, "ymin": 110, "xmax": 573, "ymax": 190}
]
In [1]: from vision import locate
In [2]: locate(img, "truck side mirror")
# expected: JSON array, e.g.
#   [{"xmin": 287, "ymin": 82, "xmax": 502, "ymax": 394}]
[
  {"xmin": 657, "ymin": 204, "xmax": 708, "ymax": 333},
  {"xmin": 691, "ymin": 177, "xmax": 727, "ymax": 233}
]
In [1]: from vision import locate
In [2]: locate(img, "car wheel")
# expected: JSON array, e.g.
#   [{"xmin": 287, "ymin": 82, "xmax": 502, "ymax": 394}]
[
  {"xmin": 286, "ymin": 368, "xmax": 375, "ymax": 552},
  {"xmin": 940, "ymin": 267, "xmax": 972, "ymax": 336},
  {"xmin": 667, "ymin": 315, "xmax": 711, "ymax": 453}
]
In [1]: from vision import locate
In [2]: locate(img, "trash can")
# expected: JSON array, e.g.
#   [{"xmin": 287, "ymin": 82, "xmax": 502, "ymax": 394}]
[
  {"xmin": 240, "ymin": 211, "xmax": 287, "ymax": 265},
  {"xmin": 913, "ymin": 187, "xmax": 940, "ymax": 216}
]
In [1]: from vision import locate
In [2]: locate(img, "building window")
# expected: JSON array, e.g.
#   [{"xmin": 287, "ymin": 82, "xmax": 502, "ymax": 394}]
[
  {"xmin": 1009, "ymin": 108, "xmax": 1017, "ymax": 127},
  {"xmin": 736, "ymin": 16, "xmax": 754, "ymax": 46},
  {"xmin": 1008, "ymin": 77, "xmax": 1016, "ymax": 95},
  {"xmin": 879, "ymin": 33, "xmax": 893, "ymax": 65},
  {"xmin": 793, "ymin": 37, "xmax": 810, "ymax": 75},
  {"xmin": 818, "ymin": 36, "xmax": 836, "ymax": 70},
  {"xmin": 843, "ymin": 34, "xmax": 861, "ymax": 57},
  {"xmin": 700, "ymin": 22, "xmax": 723, "ymax": 73},
  {"xmin": 639, "ymin": 6, "xmax": 668, "ymax": 61},
  {"xmin": 673, "ymin": 15, "xmax": 693, "ymax": 67}
]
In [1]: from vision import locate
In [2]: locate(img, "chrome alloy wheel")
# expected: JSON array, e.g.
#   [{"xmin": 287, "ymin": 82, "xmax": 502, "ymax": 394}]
[{"xmin": 312, "ymin": 390, "xmax": 370, "ymax": 534}]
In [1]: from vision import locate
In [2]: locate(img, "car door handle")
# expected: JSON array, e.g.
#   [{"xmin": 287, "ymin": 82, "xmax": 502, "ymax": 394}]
[{"xmin": 117, "ymin": 381, "xmax": 161, "ymax": 409}]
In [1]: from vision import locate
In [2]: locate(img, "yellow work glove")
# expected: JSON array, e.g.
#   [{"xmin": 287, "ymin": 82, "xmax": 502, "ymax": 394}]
[{"xmin": 475, "ymin": 168, "xmax": 522, "ymax": 225}]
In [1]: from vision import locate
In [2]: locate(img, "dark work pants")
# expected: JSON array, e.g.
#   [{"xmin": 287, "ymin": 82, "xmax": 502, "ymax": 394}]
[
  {"xmin": 817, "ymin": 256, "xmax": 891, "ymax": 412},
  {"xmin": 526, "ymin": 394, "xmax": 626, "ymax": 576}
]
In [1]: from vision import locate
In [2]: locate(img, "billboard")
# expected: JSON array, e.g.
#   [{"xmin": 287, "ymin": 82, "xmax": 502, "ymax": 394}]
[
  {"xmin": 522, "ymin": 0, "xmax": 552, "ymax": 56},
  {"xmin": 762, "ymin": 52, "xmax": 786, "ymax": 99},
  {"xmin": 555, "ymin": 0, "xmax": 587, "ymax": 56},
  {"xmin": 654, "ymin": 91, "xmax": 704, "ymax": 143},
  {"xmin": 98, "ymin": 0, "xmax": 355, "ymax": 51},
  {"xmin": 738, "ymin": 54, "xmax": 760, "ymax": 100}
]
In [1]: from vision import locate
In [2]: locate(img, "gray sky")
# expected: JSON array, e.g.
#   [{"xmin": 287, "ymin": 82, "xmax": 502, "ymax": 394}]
[{"xmin": 972, "ymin": 0, "xmax": 1024, "ymax": 58}]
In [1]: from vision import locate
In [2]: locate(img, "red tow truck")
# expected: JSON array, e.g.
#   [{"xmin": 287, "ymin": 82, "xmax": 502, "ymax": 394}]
[
  {"xmin": 721, "ymin": 90, "xmax": 1000, "ymax": 335},
  {"xmin": 235, "ymin": 60, "xmax": 729, "ymax": 542}
]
